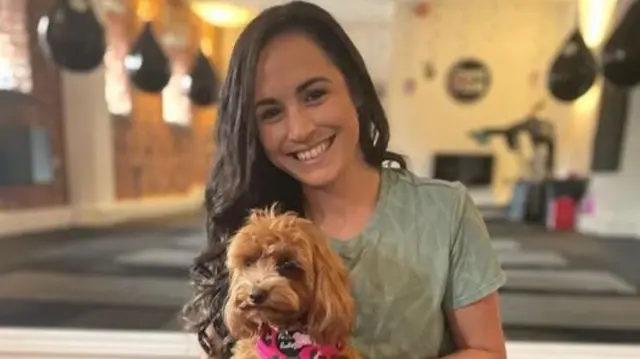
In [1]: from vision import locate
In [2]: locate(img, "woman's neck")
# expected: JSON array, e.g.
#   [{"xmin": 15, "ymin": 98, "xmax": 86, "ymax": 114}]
[{"xmin": 303, "ymin": 160, "xmax": 381, "ymax": 240}]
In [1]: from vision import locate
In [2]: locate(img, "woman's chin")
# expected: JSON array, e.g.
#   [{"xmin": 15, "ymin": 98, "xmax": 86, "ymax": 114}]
[
  {"xmin": 296, "ymin": 173, "xmax": 337, "ymax": 189},
  {"xmin": 289, "ymin": 164, "xmax": 342, "ymax": 189}
]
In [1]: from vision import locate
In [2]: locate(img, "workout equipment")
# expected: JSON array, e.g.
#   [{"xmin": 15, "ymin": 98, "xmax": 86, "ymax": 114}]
[
  {"xmin": 125, "ymin": 22, "xmax": 171, "ymax": 93},
  {"xmin": 470, "ymin": 101, "xmax": 554, "ymax": 182},
  {"xmin": 547, "ymin": 30, "xmax": 597, "ymax": 102},
  {"xmin": 38, "ymin": 0, "xmax": 106, "ymax": 72},
  {"xmin": 470, "ymin": 101, "xmax": 556, "ymax": 223}
]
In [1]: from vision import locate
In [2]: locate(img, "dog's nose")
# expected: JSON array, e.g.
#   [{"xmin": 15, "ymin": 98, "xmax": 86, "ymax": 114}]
[{"xmin": 249, "ymin": 288, "xmax": 268, "ymax": 304}]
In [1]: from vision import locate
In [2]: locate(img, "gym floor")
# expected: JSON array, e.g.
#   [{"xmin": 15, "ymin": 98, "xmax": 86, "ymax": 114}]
[{"xmin": 0, "ymin": 212, "xmax": 638, "ymax": 344}]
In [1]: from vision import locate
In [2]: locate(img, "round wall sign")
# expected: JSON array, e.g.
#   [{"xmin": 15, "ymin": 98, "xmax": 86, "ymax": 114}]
[{"xmin": 446, "ymin": 58, "xmax": 491, "ymax": 103}]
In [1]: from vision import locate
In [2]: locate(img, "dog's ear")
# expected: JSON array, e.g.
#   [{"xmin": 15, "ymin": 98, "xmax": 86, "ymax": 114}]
[
  {"xmin": 223, "ymin": 272, "xmax": 259, "ymax": 340},
  {"xmin": 303, "ymin": 223, "xmax": 355, "ymax": 346}
]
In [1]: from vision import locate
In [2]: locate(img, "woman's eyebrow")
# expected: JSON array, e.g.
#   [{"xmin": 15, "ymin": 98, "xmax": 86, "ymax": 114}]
[
  {"xmin": 255, "ymin": 76, "xmax": 330, "ymax": 108},
  {"xmin": 295, "ymin": 76, "xmax": 330, "ymax": 94}
]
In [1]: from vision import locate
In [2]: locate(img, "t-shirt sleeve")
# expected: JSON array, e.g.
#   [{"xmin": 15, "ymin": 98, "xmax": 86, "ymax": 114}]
[{"xmin": 442, "ymin": 184, "xmax": 507, "ymax": 310}]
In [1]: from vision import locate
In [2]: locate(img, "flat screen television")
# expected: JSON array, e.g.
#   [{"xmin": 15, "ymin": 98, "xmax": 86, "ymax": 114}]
[{"xmin": 432, "ymin": 153, "xmax": 494, "ymax": 187}]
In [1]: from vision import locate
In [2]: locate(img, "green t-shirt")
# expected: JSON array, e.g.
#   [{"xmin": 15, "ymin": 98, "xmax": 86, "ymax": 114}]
[{"xmin": 330, "ymin": 168, "xmax": 506, "ymax": 359}]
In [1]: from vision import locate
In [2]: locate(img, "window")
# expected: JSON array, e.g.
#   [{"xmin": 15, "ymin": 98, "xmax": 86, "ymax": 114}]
[
  {"xmin": 0, "ymin": 0, "xmax": 32, "ymax": 93},
  {"xmin": 162, "ymin": 45, "xmax": 191, "ymax": 126},
  {"xmin": 104, "ymin": 5, "xmax": 132, "ymax": 116},
  {"xmin": 162, "ymin": 51, "xmax": 191, "ymax": 126}
]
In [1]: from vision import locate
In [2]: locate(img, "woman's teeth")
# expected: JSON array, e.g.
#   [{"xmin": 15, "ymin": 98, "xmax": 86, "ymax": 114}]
[{"xmin": 295, "ymin": 138, "xmax": 331, "ymax": 161}]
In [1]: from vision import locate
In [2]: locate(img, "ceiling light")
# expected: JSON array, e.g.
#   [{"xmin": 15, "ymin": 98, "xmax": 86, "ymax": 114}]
[{"xmin": 190, "ymin": 1, "xmax": 254, "ymax": 28}]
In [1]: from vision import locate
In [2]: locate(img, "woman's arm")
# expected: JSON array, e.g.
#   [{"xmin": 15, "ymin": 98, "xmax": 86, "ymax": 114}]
[
  {"xmin": 443, "ymin": 292, "xmax": 507, "ymax": 359},
  {"xmin": 441, "ymin": 185, "xmax": 508, "ymax": 359}
]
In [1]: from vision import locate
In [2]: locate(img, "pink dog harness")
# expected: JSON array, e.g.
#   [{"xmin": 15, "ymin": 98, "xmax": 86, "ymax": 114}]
[{"xmin": 256, "ymin": 326, "xmax": 341, "ymax": 359}]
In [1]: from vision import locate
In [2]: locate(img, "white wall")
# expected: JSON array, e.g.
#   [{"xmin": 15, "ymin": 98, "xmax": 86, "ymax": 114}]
[
  {"xmin": 342, "ymin": 21, "xmax": 393, "ymax": 88},
  {"xmin": 62, "ymin": 67, "xmax": 116, "ymax": 212},
  {"xmin": 578, "ymin": 88, "xmax": 640, "ymax": 238},
  {"xmin": 386, "ymin": 0, "xmax": 581, "ymax": 204}
]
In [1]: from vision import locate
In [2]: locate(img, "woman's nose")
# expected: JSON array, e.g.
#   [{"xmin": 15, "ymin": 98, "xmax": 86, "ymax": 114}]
[{"xmin": 286, "ymin": 108, "xmax": 316, "ymax": 142}]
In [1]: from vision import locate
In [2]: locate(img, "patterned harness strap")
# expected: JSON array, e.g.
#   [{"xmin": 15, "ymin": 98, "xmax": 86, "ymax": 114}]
[{"xmin": 256, "ymin": 326, "xmax": 341, "ymax": 359}]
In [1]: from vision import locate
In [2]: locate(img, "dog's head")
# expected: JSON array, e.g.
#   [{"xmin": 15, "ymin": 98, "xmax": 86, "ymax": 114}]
[{"xmin": 223, "ymin": 207, "xmax": 354, "ymax": 345}]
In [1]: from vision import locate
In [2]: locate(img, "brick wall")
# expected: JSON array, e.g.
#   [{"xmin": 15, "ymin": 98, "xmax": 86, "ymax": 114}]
[
  {"xmin": 0, "ymin": 0, "xmax": 68, "ymax": 209},
  {"xmin": 110, "ymin": 0, "xmax": 218, "ymax": 200}
]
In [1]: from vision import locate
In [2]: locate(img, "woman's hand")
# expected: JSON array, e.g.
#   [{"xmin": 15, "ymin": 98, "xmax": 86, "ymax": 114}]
[{"xmin": 443, "ymin": 291, "xmax": 507, "ymax": 359}]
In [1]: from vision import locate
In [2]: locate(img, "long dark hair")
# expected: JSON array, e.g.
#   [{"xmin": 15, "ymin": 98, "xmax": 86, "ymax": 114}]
[{"xmin": 182, "ymin": 1, "xmax": 405, "ymax": 357}]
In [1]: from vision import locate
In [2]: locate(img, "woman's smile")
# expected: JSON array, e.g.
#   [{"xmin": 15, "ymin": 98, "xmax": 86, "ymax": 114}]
[{"xmin": 289, "ymin": 134, "xmax": 336, "ymax": 163}]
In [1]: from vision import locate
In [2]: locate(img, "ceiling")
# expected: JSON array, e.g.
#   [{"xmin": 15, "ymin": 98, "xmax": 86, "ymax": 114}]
[
  {"xmin": 194, "ymin": 0, "xmax": 397, "ymax": 23},
  {"xmin": 193, "ymin": 0, "xmax": 578, "ymax": 25}
]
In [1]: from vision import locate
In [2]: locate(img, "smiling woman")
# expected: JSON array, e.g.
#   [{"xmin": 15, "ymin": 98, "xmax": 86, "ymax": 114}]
[
  {"xmin": 183, "ymin": 2, "xmax": 508, "ymax": 359},
  {"xmin": 183, "ymin": 2, "xmax": 404, "ymax": 357}
]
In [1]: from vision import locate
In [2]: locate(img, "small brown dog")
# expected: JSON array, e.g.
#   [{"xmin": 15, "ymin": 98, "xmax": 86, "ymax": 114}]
[{"xmin": 223, "ymin": 208, "xmax": 360, "ymax": 359}]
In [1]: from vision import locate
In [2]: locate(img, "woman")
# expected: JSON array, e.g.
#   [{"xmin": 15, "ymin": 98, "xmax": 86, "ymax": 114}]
[{"xmin": 183, "ymin": 2, "xmax": 507, "ymax": 359}]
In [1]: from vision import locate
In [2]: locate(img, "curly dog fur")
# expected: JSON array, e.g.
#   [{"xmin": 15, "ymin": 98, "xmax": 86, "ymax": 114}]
[{"xmin": 223, "ymin": 207, "xmax": 360, "ymax": 359}]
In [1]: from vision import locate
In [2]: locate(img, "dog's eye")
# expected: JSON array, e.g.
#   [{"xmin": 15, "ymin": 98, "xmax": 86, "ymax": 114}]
[
  {"xmin": 277, "ymin": 260, "xmax": 301, "ymax": 278},
  {"xmin": 243, "ymin": 257, "xmax": 258, "ymax": 267}
]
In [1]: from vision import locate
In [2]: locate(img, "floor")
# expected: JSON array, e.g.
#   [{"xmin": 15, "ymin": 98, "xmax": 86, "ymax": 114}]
[
  {"xmin": 0, "ymin": 213, "xmax": 639, "ymax": 344},
  {"xmin": 488, "ymin": 221, "xmax": 640, "ymax": 343}
]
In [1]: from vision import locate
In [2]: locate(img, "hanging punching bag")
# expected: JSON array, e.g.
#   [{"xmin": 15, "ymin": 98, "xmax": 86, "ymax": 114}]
[
  {"xmin": 602, "ymin": 1, "xmax": 640, "ymax": 88},
  {"xmin": 547, "ymin": 30, "xmax": 597, "ymax": 102},
  {"xmin": 186, "ymin": 50, "xmax": 220, "ymax": 106},
  {"xmin": 125, "ymin": 22, "xmax": 170, "ymax": 93},
  {"xmin": 37, "ymin": 0, "xmax": 106, "ymax": 72}
]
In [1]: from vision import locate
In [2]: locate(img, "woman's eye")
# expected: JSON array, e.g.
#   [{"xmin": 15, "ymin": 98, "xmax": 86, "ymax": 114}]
[
  {"xmin": 304, "ymin": 89, "xmax": 327, "ymax": 103},
  {"xmin": 258, "ymin": 108, "xmax": 282, "ymax": 122}
]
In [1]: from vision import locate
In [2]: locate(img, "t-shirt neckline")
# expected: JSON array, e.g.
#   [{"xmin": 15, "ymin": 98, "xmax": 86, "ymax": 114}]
[{"xmin": 329, "ymin": 168, "xmax": 394, "ymax": 256}]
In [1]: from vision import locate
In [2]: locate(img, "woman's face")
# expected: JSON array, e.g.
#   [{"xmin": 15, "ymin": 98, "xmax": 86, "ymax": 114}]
[{"xmin": 254, "ymin": 32, "xmax": 361, "ymax": 188}]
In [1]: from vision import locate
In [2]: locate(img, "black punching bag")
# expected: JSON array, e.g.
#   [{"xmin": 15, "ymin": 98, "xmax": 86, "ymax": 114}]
[
  {"xmin": 548, "ymin": 30, "xmax": 597, "ymax": 102},
  {"xmin": 125, "ymin": 22, "xmax": 170, "ymax": 93},
  {"xmin": 602, "ymin": 1, "xmax": 640, "ymax": 88},
  {"xmin": 37, "ymin": 0, "xmax": 106, "ymax": 72},
  {"xmin": 186, "ymin": 50, "xmax": 220, "ymax": 106}
]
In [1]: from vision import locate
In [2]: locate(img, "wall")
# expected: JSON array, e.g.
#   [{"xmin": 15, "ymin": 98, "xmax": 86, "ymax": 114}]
[
  {"xmin": 341, "ymin": 21, "xmax": 393, "ymax": 92},
  {"xmin": 578, "ymin": 0, "xmax": 640, "ymax": 239},
  {"xmin": 111, "ymin": 0, "xmax": 217, "ymax": 200},
  {"xmin": 0, "ymin": 0, "xmax": 225, "ymax": 237},
  {"xmin": 579, "ymin": 88, "xmax": 640, "ymax": 238},
  {"xmin": 220, "ymin": 26, "xmax": 243, "ymax": 73},
  {"xmin": 386, "ymin": 0, "xmax": 579, "ymax": 204},
  {"xmin": 0, "ymin": 0, "xmax": 68, "ymax": 210}
]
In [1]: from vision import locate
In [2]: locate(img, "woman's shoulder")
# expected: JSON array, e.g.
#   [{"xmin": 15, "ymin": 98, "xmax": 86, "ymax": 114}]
[
  {"xmin": 373, "ymin": 168, "xmax": 472, "ymax": 244},
  {"xmin": 382, "ymin": 167, "xmax": 468, "ymax": 209}
]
